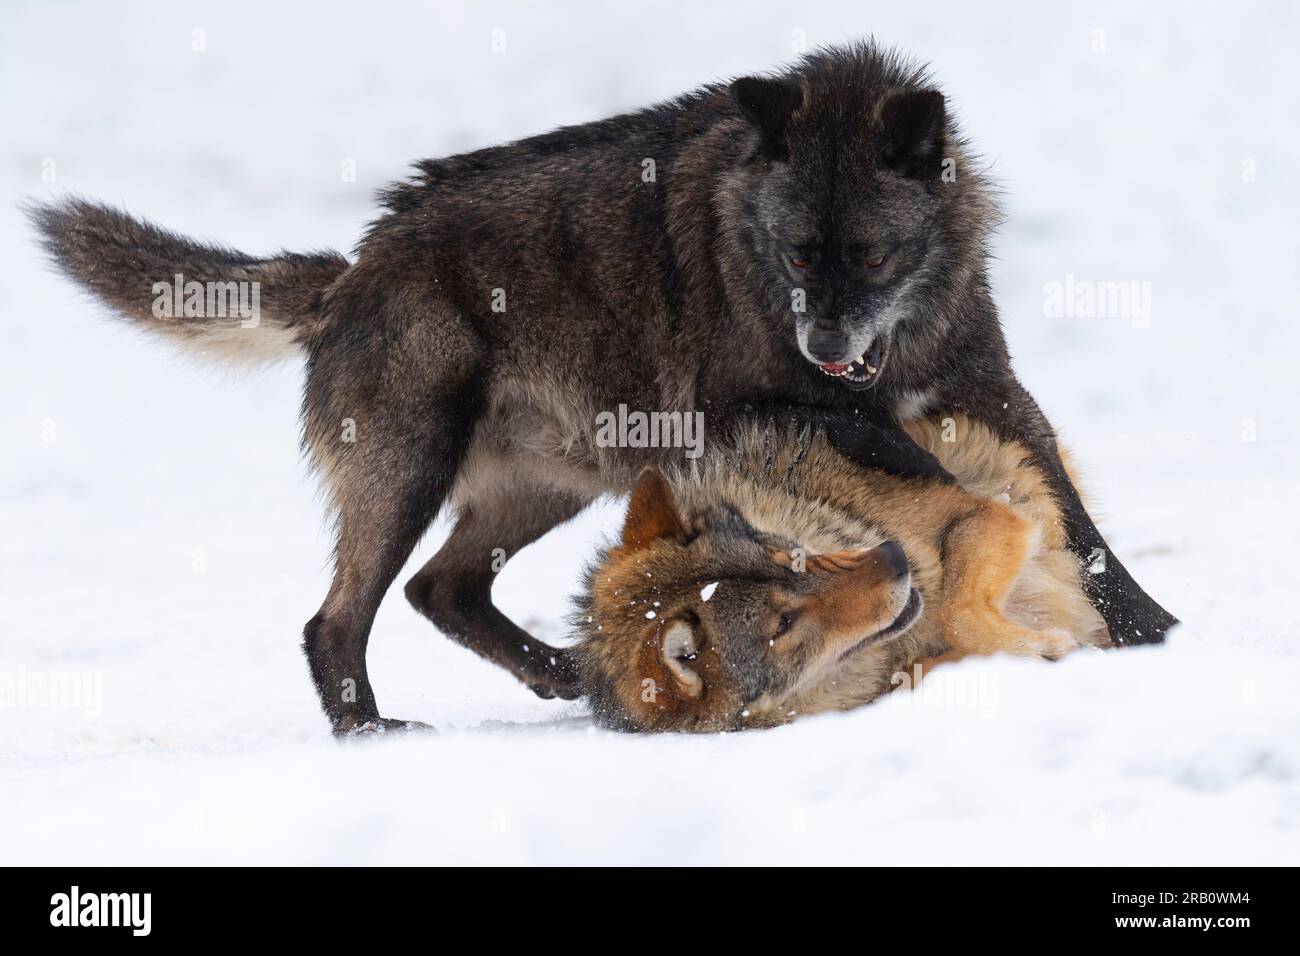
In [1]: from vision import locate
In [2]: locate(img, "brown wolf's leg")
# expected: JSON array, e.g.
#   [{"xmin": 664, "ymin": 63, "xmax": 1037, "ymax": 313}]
[
  {"xmin": 937, "ymin": 504, "xmax": 1079, "ymax": 659},
  {"xmin": 405, "ymin": 484, "xmax": 591, "ymax": 699},
  {"xmin": 958, "ymin": 379, "xmax": 1177, "ymax": 645},
  {"xmin": 912, "ymin": 650, "xmax": 969, "ymax": 676}
]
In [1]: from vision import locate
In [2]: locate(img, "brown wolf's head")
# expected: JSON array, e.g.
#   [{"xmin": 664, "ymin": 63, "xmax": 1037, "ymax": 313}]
[
  {"xmin": 574, "ymin": 468, "xmax": 922, "ymax": 732},
  {"xmin": 723, "ymin": 43, "xmax": 994, "ymax": 391}
]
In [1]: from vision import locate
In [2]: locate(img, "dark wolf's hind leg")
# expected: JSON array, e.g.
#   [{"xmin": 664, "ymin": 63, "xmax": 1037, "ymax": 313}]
[
  {"xmin": 305, "ymin": 495, "xmax": 440, "ymax": 735},
  {"xmin": 303, "ymin": 428, "xmax": 469, "ymax": 733},
  {"xmin": 301, "ymin": 313, "xmax": 482, "ymax": 734},
  {"xmin": 405, "ymin": 481, "xmax": 591, "ymax": 700}
]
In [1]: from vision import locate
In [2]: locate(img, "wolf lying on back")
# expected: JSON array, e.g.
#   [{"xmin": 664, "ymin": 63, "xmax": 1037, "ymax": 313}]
[{"xmin": 576, "ymin": 415, "xmax": 1110, "ymax": 732}]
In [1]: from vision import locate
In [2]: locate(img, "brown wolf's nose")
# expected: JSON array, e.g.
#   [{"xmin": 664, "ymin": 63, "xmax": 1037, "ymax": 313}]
[
  {"xmin": 877, "ymin": 540, "xmax": 909, "ymax": 578},
  {"xmin": 808, "ymin": 326, "xmax": 847, "ymax": 362}
]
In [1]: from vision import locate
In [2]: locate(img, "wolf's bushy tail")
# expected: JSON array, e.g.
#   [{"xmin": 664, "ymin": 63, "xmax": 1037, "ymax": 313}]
[{"xmin": 25, "ymin": 197, "xmax": 349, "ymax": 364}]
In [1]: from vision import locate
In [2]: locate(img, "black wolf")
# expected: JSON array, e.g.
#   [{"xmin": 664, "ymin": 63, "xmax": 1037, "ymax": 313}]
[{"xmin": 28, "ymin": 41, "xmax": 1176, "ymax": 733}]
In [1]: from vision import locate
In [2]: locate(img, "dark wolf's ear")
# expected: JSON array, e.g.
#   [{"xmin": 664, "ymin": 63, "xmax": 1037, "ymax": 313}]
[
  {"xmin": 730, "ymin": 76, "xmax": 805, "ymax": 157},
  {"xmin": 878, "ymin": 90, "xmax": 946, "ymax": 177},
  {"xmin": 622, "ymin": 467, "xmax": 687, "ymax": 550}
]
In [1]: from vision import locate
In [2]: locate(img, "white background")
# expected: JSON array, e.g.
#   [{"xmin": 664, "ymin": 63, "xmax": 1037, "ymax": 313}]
[{"xmin": 2, "ymin": 0, "xmax": 1298, "ymax": 864}]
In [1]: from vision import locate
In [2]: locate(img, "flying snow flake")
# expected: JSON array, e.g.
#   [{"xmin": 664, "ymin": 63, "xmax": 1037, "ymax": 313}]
[
  {"xmin": 700, "ymin": 582, "xmax": 719, "ymax": 602},
  {"xmin": 645, "ymin": 610, "xmax": 656, "ymax": 619}
]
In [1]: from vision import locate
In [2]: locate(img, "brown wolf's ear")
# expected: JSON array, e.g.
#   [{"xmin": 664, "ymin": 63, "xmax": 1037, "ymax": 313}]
[
  {"xmin": 622, "ymin": 467, "xmax": 687, "ymax": 550},
  {"xmin": 878, "ymin": 90, "xmax": 946, "ymax": 176},
  {"xmin": 659, "ymin": 620, "xmax": 704, "ymax": 699},
  {"xmin": 730, "ymin": 76, "xmax": 805, "ymax": 156}
]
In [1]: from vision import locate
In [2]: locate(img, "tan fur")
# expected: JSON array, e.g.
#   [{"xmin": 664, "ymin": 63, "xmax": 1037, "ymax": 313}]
[{"xmin": 577, "ymin": 414, "xmax": 1110, "ymax": 730}]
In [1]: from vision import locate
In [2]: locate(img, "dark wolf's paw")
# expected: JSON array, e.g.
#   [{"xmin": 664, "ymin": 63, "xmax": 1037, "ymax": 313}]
[
  {"xmin": 1104, "ymin": 599, "xmax": 1180, "ymax": 647},
  {"xmin": 524, "ymin": 651, "xmax": 582, "ymax": 701},
  {"xmin": 743, "ymin": 402, "xmax": 954, "ymax": 485},
  {"xmin": 528, "ymin": 680, "xmax": 582, "ymax": 701},
  {"xmin": 816, "ymin": 408, "xmax": 955, "ymax": 484},
  {"xmin": 333, "ymin": 715, "xmax": 436, "ymax": 738}
]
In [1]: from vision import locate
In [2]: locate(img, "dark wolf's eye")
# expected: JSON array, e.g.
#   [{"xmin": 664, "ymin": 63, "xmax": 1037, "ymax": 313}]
[
  {"xmin": 789, "ymin": 255, "xmax": 808, "ymax": 269},
  {"xmin": 865, "ymin": 252, "xmax": 888, "ymax": 270}
]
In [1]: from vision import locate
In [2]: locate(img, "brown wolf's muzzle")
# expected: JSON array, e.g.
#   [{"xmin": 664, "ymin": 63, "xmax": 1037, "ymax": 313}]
[{"xmin": 806, "ymin": 540, "xmax": 917, "ymax": 652}]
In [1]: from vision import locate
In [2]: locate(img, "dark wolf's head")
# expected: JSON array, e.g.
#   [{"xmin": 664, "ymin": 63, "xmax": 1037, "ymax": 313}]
[
  {"xmin": 722, "ymin": 42, "xmax": 994, "ymax": 390},
  {"xmin": 574, "ymin": 468, "xmax": 922, "ymax": 732}
]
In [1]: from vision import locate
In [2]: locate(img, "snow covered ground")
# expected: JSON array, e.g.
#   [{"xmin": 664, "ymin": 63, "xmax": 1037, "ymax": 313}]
[{"xmin": 2, "ymin": 0, "xmax": 1298, "ymax": 865}]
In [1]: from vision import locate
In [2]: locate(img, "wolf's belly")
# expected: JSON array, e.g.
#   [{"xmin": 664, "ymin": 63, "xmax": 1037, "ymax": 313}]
[
  {"xmin": 447, "ymin": 371, "xmax": 709, "ymax": 508},
  {"xmin": 449, "ymin": 401, "xmax": 708, "ymax": 509}
]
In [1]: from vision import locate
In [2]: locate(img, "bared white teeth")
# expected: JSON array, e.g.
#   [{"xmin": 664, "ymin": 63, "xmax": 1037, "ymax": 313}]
[{"xmin": 818, "ymin": 357, "xmax": 881, "ymax": 379}]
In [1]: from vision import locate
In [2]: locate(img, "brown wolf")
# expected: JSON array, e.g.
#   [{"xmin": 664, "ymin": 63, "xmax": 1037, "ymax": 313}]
[
  {"xmin": 575, "ymin": 415, "xmax": 1110, "ymax": 732},
  {"xmin": 27, "ymin": 41, "xmax": 1169, "ymax": 733}
]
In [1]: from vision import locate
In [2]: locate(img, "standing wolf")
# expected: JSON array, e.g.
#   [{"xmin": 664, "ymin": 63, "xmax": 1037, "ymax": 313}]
[{"xmin": 29, "ymin": 41, "xmax": 1176, "ymax": 733}]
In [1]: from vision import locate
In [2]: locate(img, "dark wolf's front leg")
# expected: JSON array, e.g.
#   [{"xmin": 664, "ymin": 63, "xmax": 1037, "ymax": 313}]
[
  {"xmin": 740, "ymin": 401, "xmax": 956, "ymax": 485},
  {"xmin": 958, "ymin": 381, "xmax": 1178, "ymax": 646},
  {"xmin": 404, "ymin": 480, "xmax": 591, "ymax": 700}
]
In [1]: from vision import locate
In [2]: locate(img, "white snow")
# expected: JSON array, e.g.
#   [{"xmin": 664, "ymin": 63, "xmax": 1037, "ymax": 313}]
[
  {"xmin": 700, "ymin": 582, "xmax": 719, "ymax": 602},
  {"xmin": 2, "ymin": 0, "xmax": 1298, "ymax": 865}
]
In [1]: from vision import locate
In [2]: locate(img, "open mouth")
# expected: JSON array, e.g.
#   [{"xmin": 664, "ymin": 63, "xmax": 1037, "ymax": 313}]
[{"xmin": 816, "ymin": 337, "xmax": 887, "ymax": 390}]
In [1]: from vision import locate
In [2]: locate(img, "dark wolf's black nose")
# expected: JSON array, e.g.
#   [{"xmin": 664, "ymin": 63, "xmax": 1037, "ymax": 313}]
[
  {"xmin": 807, "ymin": 326, "xmax": 847, "ymax": 362},
  {"xmin": 877, "ymin": 540, "xmax": 909, "ymax": 578}
]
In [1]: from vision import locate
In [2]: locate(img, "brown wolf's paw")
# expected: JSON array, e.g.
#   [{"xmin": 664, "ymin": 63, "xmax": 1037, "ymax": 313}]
[
  {"xmin": 523, "ymin": 651, "xmax": 582, "ymax": 701},
  {"xmin": 946, "ymin": 620, "xmax": 1084, "ymax": 662},
  {"xmin": 1018, "ymin": 628, "xmax": 1083, "ymax": 661},
  {"xmin": 334, "ymin": 715, "xmax": 436, "ymax": 738}
]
